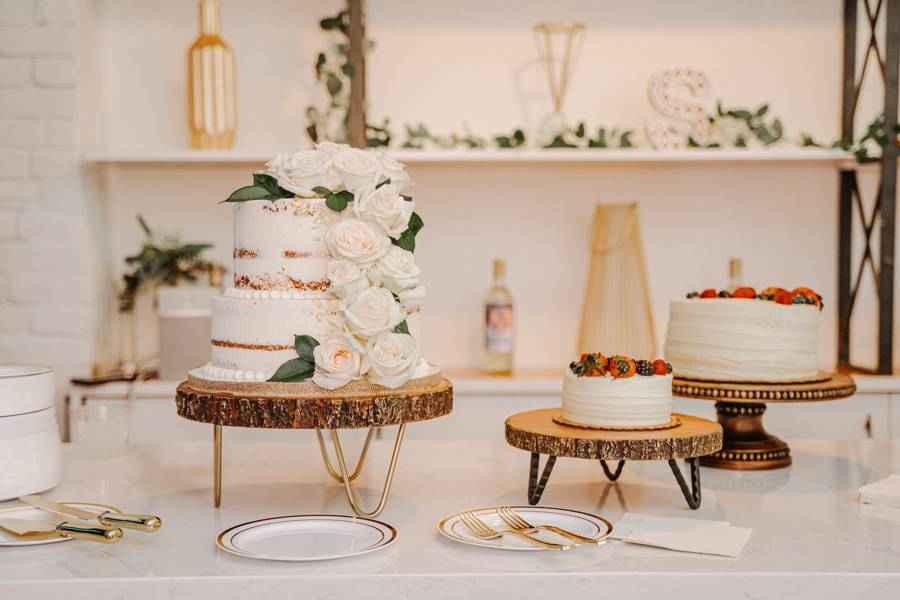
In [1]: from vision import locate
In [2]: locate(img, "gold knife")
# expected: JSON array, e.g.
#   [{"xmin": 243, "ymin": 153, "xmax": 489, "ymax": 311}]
[
  {"xmin": 0, "ymin": 518, "xmax": 123, "ymax": 544},
  {"xmin": 19, "ymin": 495, "xmax": 162, "ymax": 533}
]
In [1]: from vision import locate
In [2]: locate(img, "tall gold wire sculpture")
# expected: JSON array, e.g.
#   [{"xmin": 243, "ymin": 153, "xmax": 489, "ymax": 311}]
[
  {"xmin": 188, "ymin": 0, "xmax": 236, "ymax": 149},
  {"xmin": 578, "ymin": 203, "xmax": 657, "ymax": 358},
  {"xmin": 532, "ymin": 21, "xmax": 586, "ymax": 115}
]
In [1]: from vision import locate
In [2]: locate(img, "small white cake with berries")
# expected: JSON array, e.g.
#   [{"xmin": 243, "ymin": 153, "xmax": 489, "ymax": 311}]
[{"xmin": 561, "ymin": 354, "xmax": 674, "ymax": 428}]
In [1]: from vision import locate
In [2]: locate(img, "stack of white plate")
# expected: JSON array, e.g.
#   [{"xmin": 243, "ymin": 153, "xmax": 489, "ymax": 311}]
[{"xmin": 0, "ymin": 366, "xmax": 61, "ymax": 501}]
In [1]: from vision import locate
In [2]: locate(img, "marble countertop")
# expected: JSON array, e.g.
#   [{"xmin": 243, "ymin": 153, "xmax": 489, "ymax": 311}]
[{"xmin": 1, "ymin": 419, "xmax": 899, "ymax": 599}]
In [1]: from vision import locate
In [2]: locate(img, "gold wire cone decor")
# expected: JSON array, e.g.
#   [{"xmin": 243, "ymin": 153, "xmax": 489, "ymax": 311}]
[
  {"xmin": 187, "ymin": 0, "xmax": 236, "ymax": 149},
  {"xmin": 578, "ymin": 203, "xmax": 657, "ymax": 358},
  {"xmin": 533, "ymin": 21, "xmax": 586, "ymax": 115}
]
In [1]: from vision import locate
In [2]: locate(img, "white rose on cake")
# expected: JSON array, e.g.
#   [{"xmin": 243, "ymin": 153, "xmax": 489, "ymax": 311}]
[
  {"xmin": 368, "ymin": 245, "xmax": 421, "ymax": 293},
  {"xmin": 326, "ymin": 259, "xmax": 369, "ymax": 302},
  {"xmin": 353, "ymin": 184, "xmax": 415, "ymax": 239},
  {"xmin": 333, "ymin": 146, "xmax": 382, "ymax": 195},
  {"xmin": 397, "ymin": 285, "xmax": 426, "ymax": 302},
  {"xmin": 325, "ymin": 217, "xmax": 390, "ymax": 264},
  {"xmin": 265, "ymin": 149, "xmax": 337, "ymax": 197},
  {"xmin": 343, "ymin": 286, "xmax": 405, "ymax": 339},
  {"xmin": 312, "ymin": 334, "xmax": 368, "ymax": 390},
  {"xmin": 366, "ymin": 332, "xmax": 420, "ymax": 388},
  {"xmin": 378, "ymin": 153, "xmax": 412, "ymax": 192}
]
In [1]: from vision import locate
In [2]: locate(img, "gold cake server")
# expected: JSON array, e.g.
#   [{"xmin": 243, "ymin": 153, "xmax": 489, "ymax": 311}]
[
  {"xmin": 0, "ymin": 518, "xmax": 123, "ymax": 543},
  {"xmin": 19, "ymin": 495, "xmax": 162, "ymax": 533}
]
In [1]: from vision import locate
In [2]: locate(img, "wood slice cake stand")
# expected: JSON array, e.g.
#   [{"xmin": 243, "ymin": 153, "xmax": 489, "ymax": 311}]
[
  {"xmin": 505, "ymin": 409, "xmax": 723, "ymax": 509},
  {"xmin": 176, "ymin": 374, "xmax": 453, "ymax": 518},
  {"xmin": 672, "ymin": 373, "xmax": 856, "ymax": 470}
]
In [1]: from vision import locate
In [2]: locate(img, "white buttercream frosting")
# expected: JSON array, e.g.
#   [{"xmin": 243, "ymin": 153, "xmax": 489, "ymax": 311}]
[
  {"xmin": 561, "ymin": 371, "xmax": 673, "ymax": 427},
  {"xmin": 664, "ymin": 298, "xmax": 819, "ymax": 382}
]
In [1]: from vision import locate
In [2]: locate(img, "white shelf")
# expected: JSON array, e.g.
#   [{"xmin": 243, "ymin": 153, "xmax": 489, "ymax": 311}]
[{"xmin": 82, "ymin": 147, "xmax": 855, "ymax": 166}]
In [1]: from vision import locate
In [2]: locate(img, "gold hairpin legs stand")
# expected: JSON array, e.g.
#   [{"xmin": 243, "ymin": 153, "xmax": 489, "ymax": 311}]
[
  {"xmin": 318, "ymin": 423, "xmax": 406, "ymax": 518},
  {"xmin": 213, "ymin": 424, "xmax": 222, "ymax": 508},
  {"xmin": 316, "ymin": 426, "xmax": 375, "ymax": 482}
]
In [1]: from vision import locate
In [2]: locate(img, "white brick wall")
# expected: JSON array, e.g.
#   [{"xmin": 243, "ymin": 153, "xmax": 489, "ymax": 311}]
[{"xmin": 0, "ymin": 0, "xmax": 102, "ymax": 409}]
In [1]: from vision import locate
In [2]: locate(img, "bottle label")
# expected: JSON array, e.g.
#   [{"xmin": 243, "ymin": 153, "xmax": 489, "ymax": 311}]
[{"xmin": 485, "ymin": 303, "xmax": 513, "ymax": 352}]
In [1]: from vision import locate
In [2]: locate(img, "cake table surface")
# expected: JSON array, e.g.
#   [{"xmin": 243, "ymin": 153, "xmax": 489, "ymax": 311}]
[{"xmin": 2, "ymin": 433, "xmax": 897, "ymax": 600}]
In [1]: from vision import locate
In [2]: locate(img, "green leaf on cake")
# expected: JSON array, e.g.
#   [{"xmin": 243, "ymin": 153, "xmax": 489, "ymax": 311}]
[
  {"xmin": 325, "ymin": 190, "xmax": 353, "ymax": 212},
  {"xmin": 294, "ymin": 335, "xmax": 320, "ymax": 363},
  {"xmin": 376, "ymin": 178, "xmax": 391, "ymax": 190},
  {"xmin": 401, "ymin": 194, "xmax": 413, "ymax": 202},
  {"xmin": 393, "ymin": 320, "xmax": 410, "ymax": 334},
  {"xmin": 312, "ymin": 186, "xmax": 332, "ymax": 197},
  {"xmin": 253, "ymin": 173, "xmax": 280, "ymax": 195},
  {"xmin": 267, "ymin": 358, "xmax": 314, "ymax": 382},
  {"xmin": 224, "ymin": 185, "xmax": 275, "ymax": 202}
]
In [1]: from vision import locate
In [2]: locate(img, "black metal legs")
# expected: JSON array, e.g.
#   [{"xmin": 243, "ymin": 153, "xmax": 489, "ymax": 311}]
[
  {"xmin": 599, "ymin": 460, "xmax": 625, "ymax": 481},
  {"xmin": 526, "ymin": 454, "xmax": 703, "ymax": 509},
  {"xmin": 668, "ymin": 457, "xmax": 702, "ymax": 510},
  {"xmin": 527, "ymin": 453, "xmax": 556, "ymax": 505}
]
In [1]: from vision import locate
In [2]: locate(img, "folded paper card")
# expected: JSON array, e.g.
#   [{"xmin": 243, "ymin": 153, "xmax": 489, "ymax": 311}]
[
  {"xmin": 859, "ymin": 474, "xmax": 900, "ymax": 508},
  {"xmin": 612, "ymin": 512, "xmax": 751, "ymax": 558}
]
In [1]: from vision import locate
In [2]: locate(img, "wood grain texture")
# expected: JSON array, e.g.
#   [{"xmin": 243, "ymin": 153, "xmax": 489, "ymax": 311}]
[
  {"xmin": 672, "ymin": 373, "xmax": 856, "ymax": 404},
  {"xmin": 176, "ymin": 379, "xmax": 453, "ymax": 429},
  {"xmin": 505, "ymin": 408, "xmax": 722, "ymax": 460}
]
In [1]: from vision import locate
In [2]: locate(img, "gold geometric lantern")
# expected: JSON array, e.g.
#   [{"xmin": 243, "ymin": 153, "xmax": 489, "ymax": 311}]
[
  {"xmin": 188, "ymin": 0, "xmax": 236, "ymax": 149},
  {"xmin": 532, "ymin": 21, "xmax": 586, "ymax": 116},
  {"xmin": 578, "ymin": 203, "xmax": 657, "ymax": 358}
]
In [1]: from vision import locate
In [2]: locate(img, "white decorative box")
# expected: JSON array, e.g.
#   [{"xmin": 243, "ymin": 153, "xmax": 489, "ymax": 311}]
[{"xmin": 0, "ymin": 366, "xmax": 61, "ymax": 501}]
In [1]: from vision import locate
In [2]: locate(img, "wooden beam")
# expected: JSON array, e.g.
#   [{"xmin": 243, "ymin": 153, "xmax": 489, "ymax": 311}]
[{"xmin": 347, "ymin": 0, "xmax": 366, "ymax": 148}]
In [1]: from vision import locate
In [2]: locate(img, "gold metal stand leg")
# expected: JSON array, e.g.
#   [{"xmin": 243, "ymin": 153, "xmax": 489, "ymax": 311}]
[
  {"xmin": 323, "ymin": 423, "xmax": 406, "ymax": 518},
  {"xmin": 316, "ymin": 426, "xmax": 375, "ymax": 482},
  {"xmin": 213, "ymin": 424, "xmax": 222, "ymax": 508}
]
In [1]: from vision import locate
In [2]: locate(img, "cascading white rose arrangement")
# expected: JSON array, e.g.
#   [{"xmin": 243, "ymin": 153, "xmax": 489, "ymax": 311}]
[{"xmin": 225, "ymin": 143, "xmax": 426, "ymax": 389}]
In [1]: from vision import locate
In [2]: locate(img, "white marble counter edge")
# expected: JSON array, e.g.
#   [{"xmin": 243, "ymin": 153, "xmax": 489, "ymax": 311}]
[{"xmin": 4, "ymin": 571, "xmax": 899, "ymax": 600}]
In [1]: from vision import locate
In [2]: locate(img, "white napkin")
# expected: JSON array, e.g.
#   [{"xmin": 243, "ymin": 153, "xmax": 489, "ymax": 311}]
[
  {"xmin": 860, "ymin": 474, "xmax": 900, "ymax": 508},
  {"xmin": 612, "ymin": 512, "xmax": 751, "ymax": 558}
]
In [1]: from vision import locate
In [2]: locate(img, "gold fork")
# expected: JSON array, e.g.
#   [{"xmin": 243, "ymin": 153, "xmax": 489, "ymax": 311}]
[
  {"xmin": 459, "ymin": 510, "xmax": 573, "ymax": 550},
  {"xmin": 497, "ymin": 506, "xmax": 608, "ymax": 546}
]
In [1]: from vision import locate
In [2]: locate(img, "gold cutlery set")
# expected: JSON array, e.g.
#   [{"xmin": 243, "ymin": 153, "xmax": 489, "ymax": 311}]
[
  {"xmin": 457, "ymin": 506, "xmax": 609, "ymax": 550},
  {"xmin": 0, "ymin": 496, "xmax": 161, "ymax": 544}
]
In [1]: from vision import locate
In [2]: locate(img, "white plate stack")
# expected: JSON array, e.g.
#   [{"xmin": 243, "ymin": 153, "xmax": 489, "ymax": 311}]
[{"xmin": 0, "ymin": 366, "xmax": 61, "ymax": 501}]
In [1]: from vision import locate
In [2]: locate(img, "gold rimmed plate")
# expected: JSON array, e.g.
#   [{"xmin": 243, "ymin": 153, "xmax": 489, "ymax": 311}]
[
  {"xmin": 217, "ymin": 514, "xmax": 397, "ymax": 562},
  {"xmin": 438, "ymin": 506, "xmax": 612, "ymax": 551}
]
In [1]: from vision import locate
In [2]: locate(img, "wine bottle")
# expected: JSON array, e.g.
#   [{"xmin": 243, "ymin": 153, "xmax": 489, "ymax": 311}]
[{"xmin": 484, "ymin": 259, "xmax": 513, "ymax": 374}]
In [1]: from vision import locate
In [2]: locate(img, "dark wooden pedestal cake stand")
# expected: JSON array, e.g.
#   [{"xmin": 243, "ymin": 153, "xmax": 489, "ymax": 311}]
[
  {"xmin": 505, "ymin": 409, "xmax": 722, "ymax": 509},
  {"xmin": 175, "ymin": 374, "xmax": 453, "ymax": 518},
  {"xmin": 672, "ymin": 373, "xmax": 856, "ymax": 470}
]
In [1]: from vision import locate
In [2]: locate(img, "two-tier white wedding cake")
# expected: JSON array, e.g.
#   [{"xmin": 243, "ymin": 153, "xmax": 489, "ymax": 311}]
[{"xmin": 196, "ymin": 142, "xmax": 436, "ymax": 390}]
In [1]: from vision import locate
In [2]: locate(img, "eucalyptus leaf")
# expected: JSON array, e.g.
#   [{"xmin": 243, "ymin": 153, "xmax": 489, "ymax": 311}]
[
  {"xmin": 326, "ymin": 74, "xmax": 343, "ymax": 96},
  {"xmin": 294, "ymin": 335, "xmax": 320, "ymax": 363},
  {"xmin": 393, "ymin": 320, "xmax": 410, "ymax": 334},
  {"xmin": 756, "ymin": 104, "xmax": 769, "ymax": 117},
  {"xmin": 312, "ymin": 186, "xmax": 332, "ymax": 197}
]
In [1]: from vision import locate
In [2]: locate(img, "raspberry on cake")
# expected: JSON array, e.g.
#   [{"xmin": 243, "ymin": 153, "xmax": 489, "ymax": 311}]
[{"xmin": 562, "ymin": 353, "xmax": 673, "ymax": 428}]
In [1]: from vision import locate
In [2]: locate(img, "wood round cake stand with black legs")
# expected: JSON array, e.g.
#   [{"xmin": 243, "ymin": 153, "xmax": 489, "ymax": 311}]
[
  {"xmin": 175, "ymin": 376, "xmax": 453, "ymax": 518},
  {"xmin": 505, "ymin": 409, "xmax": 722, "ymax": 510},
  {"xmin": 672, "ymin": 373, "xmax": 856, "ymax": 470}
]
